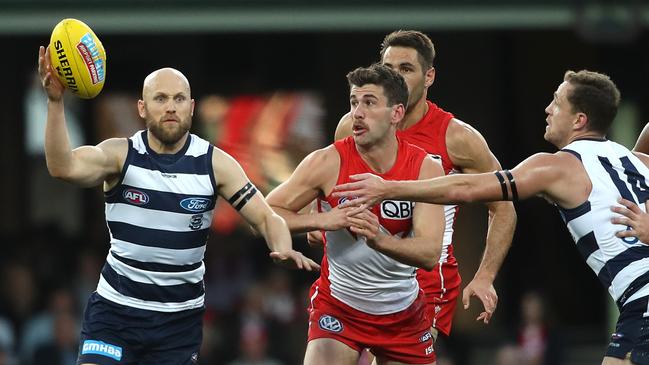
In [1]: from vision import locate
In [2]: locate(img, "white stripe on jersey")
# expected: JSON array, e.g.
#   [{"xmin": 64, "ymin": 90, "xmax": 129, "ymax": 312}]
[
  {"xmin": 97, "ymin": 276, "xmax": 205, "ymax": 312},
  {"xmin": 185, "ymin": 136, "xmax": 211, "ymax": 157},
  {"xmin": 106, "ymin": 253, "xmax": 205, "ymax": 286},
  {"xmin": 131, "ymin": 131, "xmax": 147, "ymax": 154},
  {"xmin": 109, "ymin": 239, "xmax": 206, "ymax": 265},
  {"xmin": 585, "ymin": 250, "xmax": 606, "ymax": 275},
  {"xmin": 609, "ymin": 258, "xmax": 649, "ymax": 300},
  {"xmin": 123, "ymin": 165, "xmax": 213, "ymax": 196},
  {"xmin": 325, "ymin": 227, "xmax": 419, "ymax": 315},
  {"xmin": 627, "ymin": 283, "xmax": 649, "ymax": 306},
  {"xmin": 106, "ymin": 202, "xmax": 213, "ymax": 232},
  {"xmin": 439, "ymin": 204, "xmax": 456, "ymax": 263}
]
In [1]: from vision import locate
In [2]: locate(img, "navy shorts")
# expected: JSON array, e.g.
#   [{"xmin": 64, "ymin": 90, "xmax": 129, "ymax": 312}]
[
  {"xmin": 606, "ymin": 296, "xmax": 649, "ymax": 364},
  {"xmin": 77, "ymin": 292, "xmax": 204, "ymax": 365}
]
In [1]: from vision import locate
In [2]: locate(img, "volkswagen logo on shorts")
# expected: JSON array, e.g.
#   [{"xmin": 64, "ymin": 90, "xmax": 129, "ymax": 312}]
[
  {"xmin": 318, "ymin": 314, "xmax": 343, "ymax": 333},
  {"xmin": 180, "ymin": 197, "xmax": 211, "ymax": 212}
]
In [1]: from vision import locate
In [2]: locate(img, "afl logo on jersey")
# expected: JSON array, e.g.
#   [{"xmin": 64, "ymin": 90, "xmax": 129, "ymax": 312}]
[
  {"xmin": 180, "ymin": 198, "xmax": 211, "ymax": 212},
  {"xmin": 380, "ymin": 200, "xmax": 414, "ymax": 220},
  {"xmin": 318, "ymin": 314, "xmax": 343, "ymax": 333},
  {"xmin": 123, "ymin": 189, "xmax": 149, "ymax": 205}
]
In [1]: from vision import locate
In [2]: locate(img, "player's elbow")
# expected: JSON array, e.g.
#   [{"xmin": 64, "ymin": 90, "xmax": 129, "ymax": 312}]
[
  {"xmin": 419, "ymin": 248, "xmax": 441, "ymax": 271},
  {"xmin": 46, "ymin": 162, "xmax": 73, "ymax": 181},
  {"xmin": 446, "ymin": 186, "xmax": 478, "ymax": 204}
]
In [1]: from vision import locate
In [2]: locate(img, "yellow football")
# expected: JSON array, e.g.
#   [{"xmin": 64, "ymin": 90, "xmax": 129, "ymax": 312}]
[{"xmin": 49, "ymin": 18, "xmax": 107, "ymax": 99}]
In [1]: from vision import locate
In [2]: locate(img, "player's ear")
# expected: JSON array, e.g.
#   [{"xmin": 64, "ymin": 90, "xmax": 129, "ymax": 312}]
[
  {"xmin": 137, "ymin": 99, "xmax": 146, "ymax": 119},
  {"xmin": 392, "ymin": 104, "xmax": 405, "ymax": 125},
  {"xmin": 575, "ymin": 112, "xmax": 588, "ymax": 130},
  {"xmin": 424, "ymin": 67, "xmax": 435, "ymax": 88}
]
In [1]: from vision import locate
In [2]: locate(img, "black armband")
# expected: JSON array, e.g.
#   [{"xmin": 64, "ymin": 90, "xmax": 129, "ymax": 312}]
[
  {"xmin": 503, "ymin": 169, "xmax": 519, "ymax": 201},
  {"xmin": 494, "ymin": 171, "xmax": 509, "ymax": 200},
  {"xmin": 228, "ymin": 182, "xmax": 257, "ymax": 211}
]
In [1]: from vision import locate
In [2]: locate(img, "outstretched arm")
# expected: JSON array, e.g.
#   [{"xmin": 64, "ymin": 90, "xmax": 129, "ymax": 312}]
[
  {"xmin": 266, "ymin": 147, "xmax": 356, "ymax": 234},
  {"xmin": 39, "ymin": 46, "xmax": 124, "ymax": 187},
  {"xmin": 334, "ymin": 152, "xmax": 571, "ymax": 206},
  {"xmin": 446, "ymin": 120, "xmax": 516, "ymax": 324},
  {"xmin": 347, "ymin": 157, "xmax": 445, "ymax": 270},
  {"xmin": 213, "ymin": 148, "xmax": 319, "ymax": 271}
]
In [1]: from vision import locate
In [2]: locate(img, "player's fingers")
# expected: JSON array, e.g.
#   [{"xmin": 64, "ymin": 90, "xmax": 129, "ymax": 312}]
[
  {"xmin": 349, "ymin": 173, "xmax": 373, "ymax": 181},
  {"xmin": 344, "ymin": 203, "xmax": 368, "ymax": 215},
  {"xmin": 611, "ymin": 217, "xmax": 632, "ymax": 227},
  {"xmin": 304, "ymin": 258, "xmax": 321, "ymax": 271},
  {"xmin": 349, "ymin": 225, "xmax": 368, "ymax": 236},
  {"xmin": 337, "ymin": 197, "xmax": 365, "ymax": 208},
  {"xmin": 611, "ymin": 206, "xmax": 635, "ymax": 219},
  {"xmin": 615, "ymin": 229, "xmax": 636, "ymax": 238},
  {"xmin": 333, "ymin": 181, "xmax": 363, "ymax": 193},
  {"xmin": 619, "ymin": 198, "xmax": 641, "ymax": 213},
  {"xmin": 462, "ymin": 288, "xmax": 472, "ymax": 309}
]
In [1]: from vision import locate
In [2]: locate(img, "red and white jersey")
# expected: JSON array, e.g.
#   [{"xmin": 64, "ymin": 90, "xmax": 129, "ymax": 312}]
[
  {"xmin": 316, "ymin": 136, "xmax": 428, "ymax": 315},
  {"xmin": 396, "ymin": 101, "xmax": 461, "ymax": 299}
]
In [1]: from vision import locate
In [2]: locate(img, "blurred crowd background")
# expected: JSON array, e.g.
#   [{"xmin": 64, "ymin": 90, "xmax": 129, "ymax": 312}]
[{"xmin": 1, "ymin": 1, "xmax": 649, "ymax": 364}]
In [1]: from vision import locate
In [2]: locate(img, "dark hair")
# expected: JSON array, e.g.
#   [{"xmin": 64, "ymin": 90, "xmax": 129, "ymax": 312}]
[
  {"xmin": 380, "ymin": 30, "xmax": 436, "ymax": 70},
  {"xmin": 346, "ymin": 63, "xmax": 409, "ymax": 109},
  {"xmin": 563, "ymin": 70, "xmax": 620, "ymax": 134}
]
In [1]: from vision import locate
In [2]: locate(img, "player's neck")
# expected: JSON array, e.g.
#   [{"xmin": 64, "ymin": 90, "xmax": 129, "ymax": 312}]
[
  {"xmin": 563, "ymin": 131, "xmax": 606, "ymax": 148},
  {"xmin": 356, "ymin": 134, "xmax": 399, "ymax": 174},
  {"xmin": 399, "ymin": 99, "xmax": 429, "ymax": 130},
  {"xmin": 147, "ymin": 132, "xmax": 189, "ymax": 154}
]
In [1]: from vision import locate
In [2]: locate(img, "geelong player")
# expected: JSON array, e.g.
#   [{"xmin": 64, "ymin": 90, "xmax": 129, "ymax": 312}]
[
  {"xmin": 335, "ymin": 70, "xmax": 649, "ymax": 365},
  {"xmin": 267, "ymin": 64, "xmax": 445, "ymax": 364},
  {"xmin": 38, "ymin": 46, "xmax": 319, "ymax": 365}
]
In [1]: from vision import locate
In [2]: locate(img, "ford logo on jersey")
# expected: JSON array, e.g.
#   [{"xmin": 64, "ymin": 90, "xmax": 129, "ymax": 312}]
[
  {"xmin": 123, "ymin": 189, "xmax": 149, "ymax": 205},
  {"xmin": 180, "ymin": 197, "xmax": 211, "ymax": 212}
]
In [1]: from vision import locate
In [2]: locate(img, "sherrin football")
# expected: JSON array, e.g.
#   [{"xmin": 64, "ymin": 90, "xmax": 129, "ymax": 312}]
[{"xmin": 49, "ymin": 18, "xmax": 106, "ymax": 99}]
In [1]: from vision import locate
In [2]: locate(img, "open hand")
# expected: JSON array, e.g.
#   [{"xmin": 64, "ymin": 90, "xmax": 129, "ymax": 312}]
[
  {"xmin": 332, "ymin": 173, "xmax": 387, "ymax": 211},
  {"xmin": 611, "ymin": 198, "xmax": 649, "ymax": 244},
  {"xmin": 269, "ymin": 250, "xmax": 320, "ymax": 271},
  {"xmin": 462, "ymin": 277, "xmax": 498, "ymax": 324},
  {"xmin": 38, "ymin": 46, "xmax": 65, "ymax": 102}
]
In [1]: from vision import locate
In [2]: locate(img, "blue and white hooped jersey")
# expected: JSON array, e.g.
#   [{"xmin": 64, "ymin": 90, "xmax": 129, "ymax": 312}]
[
  {"xmin": 98, "ymin": 130, "xmax": 217, "ymax": 312},
  {"xmin": 560, "ymin": 139, "xmax": 649, "ymax": 309}
]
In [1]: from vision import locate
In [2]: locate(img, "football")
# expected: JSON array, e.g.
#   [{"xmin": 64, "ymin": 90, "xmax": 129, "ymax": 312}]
[{"xmin": 49, "ymin": 18, "xmax": 107, "ymax": 99}]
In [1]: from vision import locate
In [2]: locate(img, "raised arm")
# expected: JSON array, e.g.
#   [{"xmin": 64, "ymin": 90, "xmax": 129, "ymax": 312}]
[
  {"xmin": 39, "ymin": 46, "xmax": 125, "ymax": 187},
  {"xmin": 266, "ymin": 146, "xmax": 354, "ymax": 233},
  {"xmin": 445, "ymin": 119, "xmax": 516, "ymax": 322},
  {"xmin": 212, "ymin": 148, "xmax": 319, "ymax": 271},
  {"xmin": 348, "ymin": 157, "xmax": 445, "ymax": 270}
]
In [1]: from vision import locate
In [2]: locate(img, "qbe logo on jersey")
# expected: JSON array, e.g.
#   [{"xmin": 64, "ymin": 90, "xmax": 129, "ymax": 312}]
[{"xmin": 380, "ymin": 200, "xmax": 414, "ymax": 220}]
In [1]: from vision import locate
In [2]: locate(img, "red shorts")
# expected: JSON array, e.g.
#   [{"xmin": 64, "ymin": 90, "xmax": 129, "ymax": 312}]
[
  {"xmin": 424, "ymin": 284, "xmax": 459, "ymax": 337},
  {"xmin": 417, "ymin": 264, "xmax": 461, "ymax": 337},
  {"xmin": 307, "ymin": 286, "xmax": 435, "ymax": 364}
]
